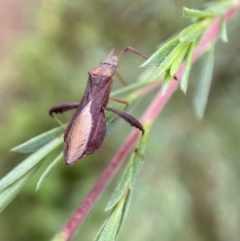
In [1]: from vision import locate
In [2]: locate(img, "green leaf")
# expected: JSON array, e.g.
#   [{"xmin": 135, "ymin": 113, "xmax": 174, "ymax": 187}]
[
  {"xmin": 179, "ymin": 20, "xmax": 209, "ymax": 43},
  {"xmin": 36, "ymin": 152, "xmax": 63, "ymax": 191},
  {"xmin": 51, "ymin": 233, "xmax": 66, "ymax": 241},
  {"xmin": 105, "ymin": 159, "xmax": 132, "ymax": 211},
  {"xmin": 117, "ymin": 190, "xmax": 132, "ymax": 235},
  {"xmin": 0, "ymin": 166, "xmax": 38, "ymax": 212},
  {"xmin": 141, "ymin": 36, "xmax": 180, "ymax": 67},
  {"xmin": 193, "ymin": 46, "xmax": 214, "ymax": 119},
  {"xmin": 161, "ymin": 71, "xmax": 174, "ymax": 94},
  {"xmin": 96, "ymin": 125, "xmax": 151, "ymax": 240},
  {"xmin": 180, "ymin": 40, "xmax": 196, "ymax": 93},
  {"xmin": 220, "ymin": 17, "xmax": 228, "ymax": 42},
  {"xmin": 106, "ymin": 124, "xmax": 150, "ymax": 211},
  {"xmin": 96, "ymin": 193, "xmax": 126, "ymax": 241},
  {"xmin": 148, "ymin": 42, "xmax": 186, "ymax": 82},
  {"xmin": 183, "ymin": 7, "xmax": 216, "ymax": 19},
  {"xmin": 170, "ymin": 43, "xmax": 190, "ymax": 77},
  {"xmin": 129, "ymin": 124, "xmax": 150, "ymax": 187},
  {"xmin": 11, "ymin": 126, "xmax": 65, "ymax": 153},
  {"xmin": 204, "ymin": 0, "xmax": 233, "ymax": 15},
  {"xmin": 94, "ymin": 220, "xmax": 108, "ymax": 241},
  {"xmin": 0, "ymin": 137, "xmax": 63, "ymax": 192}
]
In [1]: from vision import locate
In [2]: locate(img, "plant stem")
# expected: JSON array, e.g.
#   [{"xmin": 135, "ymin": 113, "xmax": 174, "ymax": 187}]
[{"xmin": 56, "ymin": 5, "xmax": 240, "ymax": 241}]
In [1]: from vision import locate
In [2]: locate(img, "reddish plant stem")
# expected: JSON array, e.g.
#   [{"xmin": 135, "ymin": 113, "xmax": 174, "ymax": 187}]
[
  {"xmin": 60, "ymin": 132, "xmax": 139, "ymax": 241},
  {"xmin": 59, "ymin": 6, "xmax": 240, "ymax": 241}
]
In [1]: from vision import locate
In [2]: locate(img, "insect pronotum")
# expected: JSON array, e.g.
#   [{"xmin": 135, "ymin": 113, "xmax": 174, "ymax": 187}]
[{"xmin": 49, "ymin": 46, "xmax": 148, "ymax": 165}]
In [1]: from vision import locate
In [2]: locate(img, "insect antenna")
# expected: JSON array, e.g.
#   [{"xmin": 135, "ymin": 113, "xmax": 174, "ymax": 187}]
[
  {"xmin": 117, "ymin": 46, "xmax": 148, "ymax": 61},
  {"xmin": 107, "ymin": 48, "xmax": 116, "ymax": 58}
]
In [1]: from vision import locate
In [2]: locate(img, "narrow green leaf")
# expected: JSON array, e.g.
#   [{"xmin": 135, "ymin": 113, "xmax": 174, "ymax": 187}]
[
  {"xmin": 161, "ymin": 71, "xmax": 174, "ymax": 94},
  {"xmin": 11, "ymin": 126, "xmax": 65, "ymax": 153},
  {"xmin": 117, "ymin": 191, "xmax": 133, "ymax": 235},
  {"xmin": 170, "ymin": 43, "xmax": 189, "ymax": 77},
  {"xmin": 94, "ymin": 220, "xmax": 109, "ymax": 241},
  {"xmin": 97, "ymin": 192, "xmax": 131, "ymax": 241},
  {"xmin": 96, "ymin": 193, "xmax": 126, "ymax": 241},
  {"xmin": 193, "ymin": 46, "xmax": 214, "ymax": 119},
  {"xmin": 97, "ymin": 125, "xmax": 151, "ymax": 240},
  {"xmin": 0, "ymin": 167, "xmax": 38, "ymax": 212},
  {"xmin": 179, "ymin": 20, "xmax": 209, "ymax": 43},
  {"xmin": 148, "ymin": 42, "xmax": 186, "ymax": 82},
  {"xmin": 204, "ymin": 0, "xmax": 233, "ymax": 15},
  {"xmin": 105, "ymin": 157, "xmax": 132, "ymax": 211},
  {"xmin": 180, "ymin": 40, "xmax": 196, "ymax": 93},
  {"xmin": 51, "ymin": 233, "xmax": 66, "ymax": 241},
  {"xmin": 141, "ymin": 36, "xmax": 180, "ymax": 67},
  {"xmin": 183, "ymin": 7, "xmax": 216, "ymax": 19},
  {"xmin": 220, "ymin": 17, "xmax": 228, "ymax": 42},
  {"xmin": 106, "ymin": 125, "xmax": 150, "ymax": 211},
  {"xmin": 129, "ymin": 124, "xmax": 150, "ymax": 188},
  {"xmin": 36, "ymin": 152, "xmax": 63, "ymax": 191},
  {"xmin": 0, "ymin": 137, "xmax": 63, "ymax": 192}
]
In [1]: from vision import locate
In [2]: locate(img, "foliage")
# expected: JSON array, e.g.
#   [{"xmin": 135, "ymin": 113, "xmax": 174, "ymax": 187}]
[{"xmin": 0, "ymin": 0, "xmax": 240, "ymax": 241}]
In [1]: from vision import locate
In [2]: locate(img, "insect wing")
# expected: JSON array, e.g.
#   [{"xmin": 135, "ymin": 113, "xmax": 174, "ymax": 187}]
[
  {"xmin": 64, "ymin": 101, "xmax": 93, "ymax": 165},
  {"xmin": 84, "ymin": 109, "xmax": 106, "ymax": 155}
]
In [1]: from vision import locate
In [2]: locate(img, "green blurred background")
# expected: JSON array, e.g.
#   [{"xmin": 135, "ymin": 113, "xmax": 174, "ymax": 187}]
[{"xmin": 0, "ymin": 0, "xmax": 240, "ymax": 240}]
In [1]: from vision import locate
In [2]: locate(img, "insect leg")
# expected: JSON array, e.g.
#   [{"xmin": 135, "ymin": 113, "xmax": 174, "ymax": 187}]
[
  {"xmin": 49, "ymin": 102, "xmax": 79, "ymax": 116},
  {"xmin": 110, "ymin": 97, "xmax": 129, "ymax": 109},
  {"xmin": 49, "ymin": 102, "xmax": 79, "ymax": 125},
  {"xmin": 134, "ymin": 147, "xmax": 145, "ymax": 160},
  {"xmin": 108, "ymin": 97, "xmax": 129, "ymax": 123},
  {"xmin": 104, "ymin": 106, "xmax": 144, "ymax": 134},
  {"xmin": 115, "ymin": 72, "xmax": 128, "ymax": 85}
]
